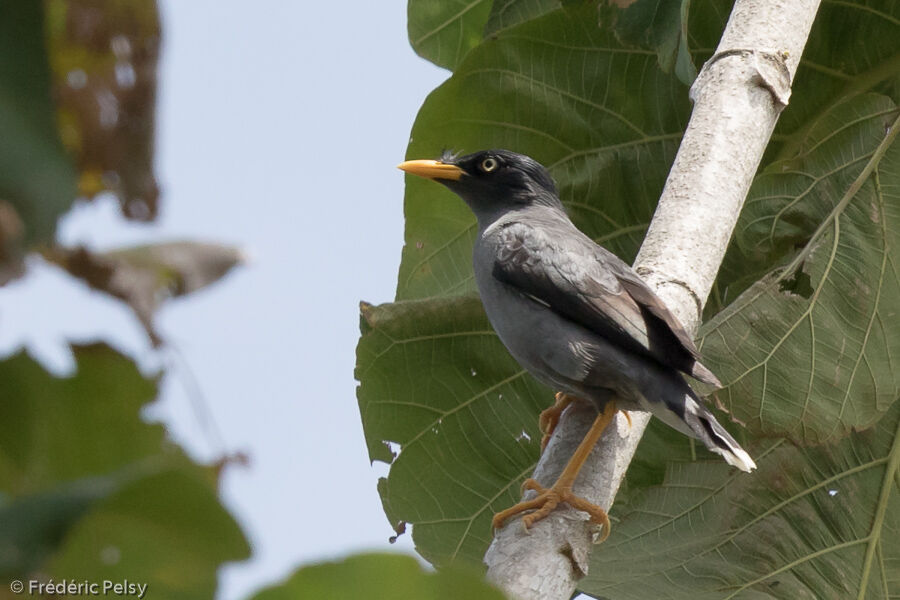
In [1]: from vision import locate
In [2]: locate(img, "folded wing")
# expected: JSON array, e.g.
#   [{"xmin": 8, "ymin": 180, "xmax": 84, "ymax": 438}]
[{"xmin": 491, "ymin": 221, "xmax": 721, "ymax": 387}]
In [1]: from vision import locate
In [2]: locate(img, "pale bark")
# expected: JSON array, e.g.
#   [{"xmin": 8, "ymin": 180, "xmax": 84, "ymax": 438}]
[{"xmin": 484, "ymin": 1, "xmax": 822, "ymax": 598}]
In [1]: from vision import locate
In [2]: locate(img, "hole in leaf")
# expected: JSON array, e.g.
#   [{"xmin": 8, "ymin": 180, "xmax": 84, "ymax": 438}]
[
  {"xmin": 381, "ymin": 440, "xmax": 401, "ymax": 461},
  {"xmin": 779, "ymin": 265, "xmax": 813, "ymax": 299}
]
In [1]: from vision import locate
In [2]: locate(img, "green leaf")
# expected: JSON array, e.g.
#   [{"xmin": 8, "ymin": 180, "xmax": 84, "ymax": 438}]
[
  {"xmin": 248, "ymin": 553, "xmax": 505, "ymax": 600},
  {"xmin": 0, "ymin": 1, "xmax": 78, "ymax": 245},
  {"xmin": 613, "ymin": 414, "xmax": 701, "ymax": 506},
  {"xmin": 370, "ymin": 0, "xmax": 900, "ymax": 576},
  {"xmin": 705, "ymin": 0, "xmax": 900, "ymax": 310},
  {"xmin": 699, "ymin": 94, "xmax": 900, "ymax": 445},
  {"xmin": 0, "ymin": 474, "xmax": 120, "ymax": 577},
  {"xmin": 409, "ymin": 0, "xmax": 856, "ymax": 302},
  {"xmin": 484, "ymin": 0, "xmax": 561, "ymax": 36},
  {"xmin": 47, "ymin": 468, "xmax": 249, "ymax": 600},
  {"xmin": 356, "ymin": 297, "xmax": 730, "ymax": 566},
  {"xmin": 0, "ymin": 344, "xmax": 159, "ymax": 485},
  {"xmin": 407, "ymin": 0, "xmax": 493, "ymax": 71},
  {"xmin": 615, "ymin": 0, "xmax": 697, "ymax": 85},
  {"xmin": 580, "ymin": 399, "xmax": 900, "ymax": 600},
  {"xmin": 772, "ymin": 0, "xmax": 900, "ymax": 152},
  {"xmin": 399, "ymin": 3, "xmax": 692, "ymax": 300},
  {"xmin": 679, "ymin": 0, "xmax": 900, "ymax": 165},
  {"xmin": 0, "ymin": 345, "xmax": 250, "ymax": 597},
  {"xmin": 357, "ymin": 296, "xmax": 546, "ymax": 565}
]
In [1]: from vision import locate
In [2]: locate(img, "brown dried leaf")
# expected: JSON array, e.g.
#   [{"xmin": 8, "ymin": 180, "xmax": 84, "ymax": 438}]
[
  {"xmin": 45, "ymin": 0, "xmax": 161, "ymax": 220},
  {"xmin": 45, "ymin": 241, "xmax": 244, "ymax": 345}
]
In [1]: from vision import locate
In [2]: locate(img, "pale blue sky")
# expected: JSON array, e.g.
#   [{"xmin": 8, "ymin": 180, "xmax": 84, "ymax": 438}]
[{"xmin": 0, "ymin": 2, "xmax": 447, "ymax": 598}]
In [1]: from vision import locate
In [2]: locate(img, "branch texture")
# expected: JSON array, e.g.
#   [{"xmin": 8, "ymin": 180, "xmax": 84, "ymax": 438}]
[{"xmin": 484, "ymin": 1, "xmax": 822, "ymax": 597}]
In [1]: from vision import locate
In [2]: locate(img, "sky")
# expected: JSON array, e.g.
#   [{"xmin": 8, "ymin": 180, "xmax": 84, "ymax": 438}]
[{"xmin": 0, "ymin": 2, "xmax": 448, "ymax": 598}]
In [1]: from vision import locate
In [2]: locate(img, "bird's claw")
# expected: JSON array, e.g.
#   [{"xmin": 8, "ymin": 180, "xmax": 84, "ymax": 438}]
[
  {"xmin": 539, "ymin": 393, "xmax": 576, "ymax": 451},
  {"xmin": 492, "ymin": 478, "xmax": 610, "ymax": 542}
]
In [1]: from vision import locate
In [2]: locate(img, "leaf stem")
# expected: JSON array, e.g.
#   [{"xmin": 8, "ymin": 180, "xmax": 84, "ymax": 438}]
[{"xmin": 856, "ymin": 401, "xmax": 900, "ymax": 600}]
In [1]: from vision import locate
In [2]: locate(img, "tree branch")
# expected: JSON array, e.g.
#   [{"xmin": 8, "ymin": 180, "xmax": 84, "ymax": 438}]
[{"xmin": 484, "ymin": 1, "xmax": 822, "ymax": 597}]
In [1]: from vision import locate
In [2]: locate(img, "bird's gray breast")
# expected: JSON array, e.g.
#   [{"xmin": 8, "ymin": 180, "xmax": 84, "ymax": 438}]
[
  {"xmin": 475, "ymin": 228, "xmax": 605, "ymax": 392},
  {"xmin": 473, "ymin": 241, "xmax": 561, "ymax": 388},
  {"xmin": 472, "ymin": 220, "xmax": 651, "ymax": 408}
]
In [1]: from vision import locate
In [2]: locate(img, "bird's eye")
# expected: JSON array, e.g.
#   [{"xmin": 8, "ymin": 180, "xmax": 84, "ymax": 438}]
[{"xmin": 480, "ymin": 157, "xmax": 499, "ymax": 173}]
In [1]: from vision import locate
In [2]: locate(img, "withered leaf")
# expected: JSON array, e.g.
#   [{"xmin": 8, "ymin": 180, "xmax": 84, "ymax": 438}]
[
  {"xmin": 45, "ymin": 241, "xmax": 244, "ymax": 345},
  {"xmin": 46, "ymin": 0, "xmax": 161, "ymax": 221}
]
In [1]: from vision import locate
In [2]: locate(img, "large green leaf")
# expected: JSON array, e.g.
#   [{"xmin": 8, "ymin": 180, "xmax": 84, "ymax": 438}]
[
  {"xmin": 581, "ymin": 399, "xmax": 900, "ymax": 600},
  {"xmin": 47, "ymin": 468, "xmax": 248, "ymax": 600},
  {"xmin": 772, "ymin": 0, "xmax": 900, "ymax": 150},
  {"xmin": 357, "ymin": 297, "xmax": 728, "ymax": 565},
  {"xmin": 703, "ymin": 0, "xmax": 900, "ymax": 311},
  {"xmin": 407, "ymin": 0, "xmax": 493, "ymax": 71},
  {"xmin": 0, "ymin": 1, "xmax": 78, "ymax": 246},
  {"xmin": 0, "ymin": 345, "xmax": 249, "ymax": 597},
  {"xmin": 357, "ymin": 296, "xmax": 546, "ymax": 565},
  {"xmin": 0, "ymin": 474, "xmax": 121, "ymax": 578},
  {"xmin": 615, "ymin": 0, "xmax": 697, "ymax": 85},
  {"xmin": 365, "ymin": 0, "xmax": 900, "ymax": 577},
  {"xmin": 484, "ymin": 0, "xmax": 560, "ymax": 35},
  {"xmin": 682, "ymin": 0, "xmax": 900, "ymax": 162},
  {"xmin": 699, "ymin": 95, "xmax": 900, "ymax": 445},
  {"xmin": 0, "ymin": 344, "xmax": 159, "ymax": 485},
  {"xmin": 399, "ymin": 3, "xmax": 692, "ymax": 301},
  {"xmin": 249, "ymin": 553, "xmax": 505, "ymax": 600},
  {"xmin": 401, "ymin": 0, "xmax": 900, "ymax": 303}
]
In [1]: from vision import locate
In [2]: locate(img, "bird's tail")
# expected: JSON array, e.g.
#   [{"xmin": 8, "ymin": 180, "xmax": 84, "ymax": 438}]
[{"xmin": 681, "ymin": 394, "xmax": 756, "ymax": 472}]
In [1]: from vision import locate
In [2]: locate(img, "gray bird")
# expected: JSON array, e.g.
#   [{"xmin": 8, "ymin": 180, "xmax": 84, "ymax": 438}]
[{"xmin": 398, "ymin": 149, "xmax": 755, "ymax": 536}]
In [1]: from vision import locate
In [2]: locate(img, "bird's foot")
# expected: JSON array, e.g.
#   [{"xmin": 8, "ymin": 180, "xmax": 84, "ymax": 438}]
[
  {"xmin": 539, "ymin": 393, "xmax": 576, "ymax": 451},
  {"xmin": 492, "ymin": 478, "xmax": 610, "ymax": 540}
]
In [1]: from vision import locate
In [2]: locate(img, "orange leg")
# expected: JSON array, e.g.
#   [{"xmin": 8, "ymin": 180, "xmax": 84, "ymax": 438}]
[
  {"xmin": 493, "ymin": 400, "xmax": 618, "ymax": 542},
  {"xmin": 540, "ymin": 394, "xmax": 631, "ymax": 451}
]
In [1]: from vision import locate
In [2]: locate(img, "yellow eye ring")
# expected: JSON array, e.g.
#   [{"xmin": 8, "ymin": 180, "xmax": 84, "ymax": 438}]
[{"xmin": 481, "ymin": 157, "xmax": 499, "ymax": 172}]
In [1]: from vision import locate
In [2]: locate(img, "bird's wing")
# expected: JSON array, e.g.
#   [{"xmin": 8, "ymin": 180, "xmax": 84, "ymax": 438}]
[{"xmin": 492, "ymin": 221, "xmax": 721, "ymax": 387}]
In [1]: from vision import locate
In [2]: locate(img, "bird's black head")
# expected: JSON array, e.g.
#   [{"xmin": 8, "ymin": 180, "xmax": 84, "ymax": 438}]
[{"xmin": 398, "ymin": 149, "xmax": 563, "ymax": 225}]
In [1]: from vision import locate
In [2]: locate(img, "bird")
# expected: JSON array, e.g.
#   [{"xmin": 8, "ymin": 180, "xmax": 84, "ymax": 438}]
[{"xmin": 397, "ymin": 149, "xmax": 755, "ymax": 540}]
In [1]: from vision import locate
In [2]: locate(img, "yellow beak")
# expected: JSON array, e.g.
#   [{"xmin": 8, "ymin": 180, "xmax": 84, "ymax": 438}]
[{"xmin": 397, "ymin": 159, "xmax": 464, "ymax": 181}]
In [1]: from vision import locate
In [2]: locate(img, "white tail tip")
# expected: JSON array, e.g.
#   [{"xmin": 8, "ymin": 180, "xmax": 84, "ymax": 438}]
[{"xmin": 714, "ymin": 445, "xmax": 757, "ymax": 472}]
